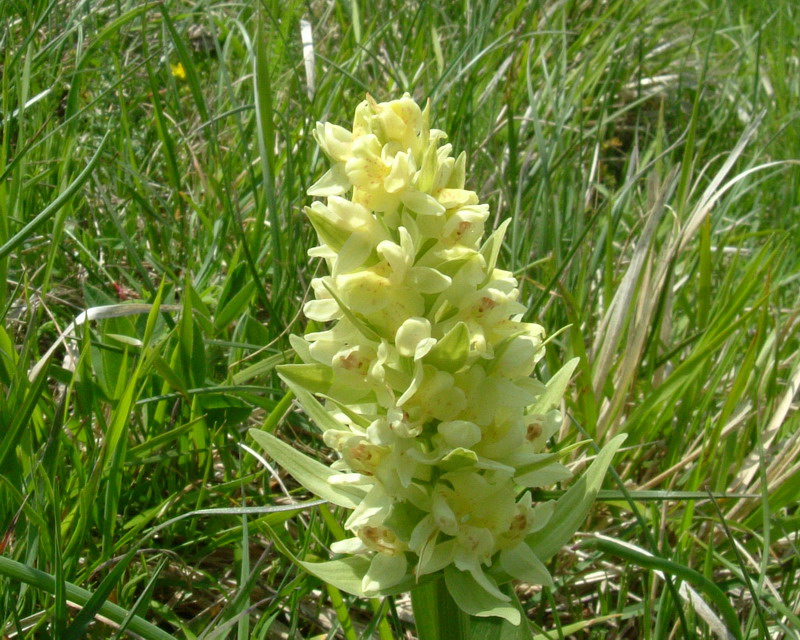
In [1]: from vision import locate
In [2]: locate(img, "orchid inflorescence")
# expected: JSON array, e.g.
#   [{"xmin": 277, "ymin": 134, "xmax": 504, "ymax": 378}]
[{"xmin": 275, "ymin": 93, "xmax": 576, "ymax": 607}]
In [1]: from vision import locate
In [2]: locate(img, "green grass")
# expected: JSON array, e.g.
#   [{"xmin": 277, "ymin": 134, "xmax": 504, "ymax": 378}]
[{"xmin": 1, "ymin": 0, "xmax": 798, "ymax": 637}]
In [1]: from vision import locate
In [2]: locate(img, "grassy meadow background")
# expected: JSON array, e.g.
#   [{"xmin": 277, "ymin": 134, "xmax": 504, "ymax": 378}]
[{"xmin": 1, "ymin": 0, "xmax": 799, "ymax": 637}]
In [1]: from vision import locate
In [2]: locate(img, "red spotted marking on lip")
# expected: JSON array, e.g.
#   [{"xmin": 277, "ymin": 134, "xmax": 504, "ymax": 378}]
[
  {"xmin": 477, "ymin": 297, "xmax": 498, "ymax": 314},
  {"xmin": 339, "ymin": 352, "xmax": 368, "ymax": 373},
  {"xmin": 455, "ymin": 221, "xmax": 472, "ymax": 238},
  {"xmin": 509, "ymin": 512, "xmax": 527, "ymax": 533},
  {"xmin": 526, "ymin": 422, "xmax": 543, "ymax": 441}
]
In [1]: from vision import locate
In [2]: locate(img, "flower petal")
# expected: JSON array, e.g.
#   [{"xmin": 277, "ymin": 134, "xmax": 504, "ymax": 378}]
[
  {"xmin": 308, "ymin": 164, "xmax": 350, "ymax": 197},
  {"xmin": 401, "ymin": 189, "xmax": 445, "ymax": 216},
  {"xmin": 315, "ymin": 122, "xmax": 353, "ymax": 162},
  {"xmin": 331, "ymin": 536, "xmax": 368, "ymax": 555},
  {"xmin": 438, "ymin": 420, "xmax": 481, "ymax": 449},
  {"xmin": 410, "ymin": 266, "xmax": 451, "ymax": 294},
  {"xmin": 395, "ymin": 317, "xmax": 432, "ymax": 358}
]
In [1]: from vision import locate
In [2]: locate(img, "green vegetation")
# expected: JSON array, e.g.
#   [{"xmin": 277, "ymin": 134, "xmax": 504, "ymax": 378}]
[{"xmin": 1, "ymin": 0, "xmax": 797, "ymax": 638}]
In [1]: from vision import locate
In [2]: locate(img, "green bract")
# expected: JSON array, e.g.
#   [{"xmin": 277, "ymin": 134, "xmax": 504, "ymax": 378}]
[{"xmin": 252, "ymin": 94, "xmax": 624, "ymax": 623}]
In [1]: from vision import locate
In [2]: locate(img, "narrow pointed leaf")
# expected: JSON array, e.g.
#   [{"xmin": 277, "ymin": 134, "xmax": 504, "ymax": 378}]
[
  {"xmin": 529, "ymin": 357, "xmax": 579, "ymax": 415},
  {"xmin": 248, "ymin": 430, "xmax": 364, "ymax": 508},
  {"xmin": 479, "ymin": 218, "xmax": 512, "ymax": 286},
  {"xmin": 277, "ymin": 363, "xmax": 334, "ymax": 395},
  {"xmin": 425, "ymin": 321, "xmax": 470, "ymax": 372},
  {"xmin": 276, "ymin": 368, "xmax": 347, "ymax": 433},
  {"xmin": 527, "ymin": 434, "xmax": 626, "ymax": 562}
]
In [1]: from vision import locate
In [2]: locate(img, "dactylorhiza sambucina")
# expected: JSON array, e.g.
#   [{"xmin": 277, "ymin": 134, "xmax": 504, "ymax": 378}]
[{"xmin": 252, "ymin": 94, "xmax": 622, "ymax": 622}]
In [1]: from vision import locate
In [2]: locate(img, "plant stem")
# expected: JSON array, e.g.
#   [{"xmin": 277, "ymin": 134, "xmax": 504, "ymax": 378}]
[
  {"xmin": 411, "ymin": 577, "xmax": 536, "ymax": 640},
  {"xmin": 411, "ymin": 576, "xmax": 471, "ymax": 640}
]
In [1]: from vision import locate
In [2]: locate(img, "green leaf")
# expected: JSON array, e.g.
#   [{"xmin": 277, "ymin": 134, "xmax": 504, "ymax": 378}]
[
  {"xmin": 588, "ymin": 536, "xmax": 743, "ymax": 640},
  {"xmin": 233, "ymin": 351, "xmax": 287, "ymax": 385},
  {"xmin": 513, "ymin": 440, "xmax": 588, "ymax": 478},
  {"xmin": 527, "ymin": 434, "xmax": 626, "ymax": 562},
  {"xmin": 425, "ymin": 321, "xmax": 470, "ymax": 372},
  {"xmin": 62, "ymin": 510, "xmax": 141, "ymax": 640},
  {"xmin": 142, "ymin": 280, "xmax": 167, "ymax": 350},
  {"xmin": 253, "ymin": 3, "xmax": 282, "ymax": 286},
  {"xmin": 150, "ymin": 354, "xmax": 190, "ymax": 400},
  {"xmin": 198, "ymin": 393, "xmax": 253, "ymax": 429},
  {"xmin": 214, "ymin": 280, "xmax": 256, "ymax": 332},
  {"xmin": 305, "ymin": 204, "xmax": 350, "ymax": 251},
  {"xmin": 0, "ymin": 129, "xmax": 111, "ymax": 262},
  {"xmin": 277, "ymin": 367, "xmax": 350, "ymax": 433},
  {"xmin": 321, "ymin": 279, "xmax": 384, "ymax": 341},
  {"xmin": 217, "ymin": 262, "xmax": 247, "ymax": 310},
  {"xmin": 321, "ymin": 396, "xmax": 373, "ymax": 429},
  {"xmin": 159, "ymin": 5, "xmax": 209, "ymax": 123},
  {"xmin": 0, "ymin": 325, "xmax": 16, "ymax": 384},
  {"xmin": 187, "ymin": 283, "xmax": 214, "ymax": 335},
  {"xmin": 529, "ymin": 357, "xmax": 579, "ymax": 415},
  {"xmin": 0, "ymin": 363, "xmax": 50, "ymax": 471},
  {"xmin": 277, "ymin": 363, "xmax": 334, "ymax": 395},
  {"xmin": 0, "ymin": 556, "xmax": 177, "ymax": 640},
  {"xmin": 178, "ymin": 280, "xmax": 205, "ymax": 388},
  {"xmin": 248, "ymin": 429, "xmax": 365, "ymax": 509},
  {"xmin": 440, "ymin": 447, "xmax": 479, "ymax": 471},
  {"xmin": 444, "ymin": 566, "xmax": 521, "ymax": 625}
]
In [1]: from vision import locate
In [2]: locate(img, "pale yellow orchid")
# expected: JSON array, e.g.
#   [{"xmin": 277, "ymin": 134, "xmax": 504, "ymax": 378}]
[{"xmin": 284, "ymin": 94, "xmax": 579, "ymax": 600}]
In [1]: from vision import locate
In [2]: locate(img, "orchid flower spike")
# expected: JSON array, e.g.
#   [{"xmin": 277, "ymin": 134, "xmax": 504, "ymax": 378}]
[{"xmin": 275, "ymin": 93, "xmax": 590, "ymax": 615}]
